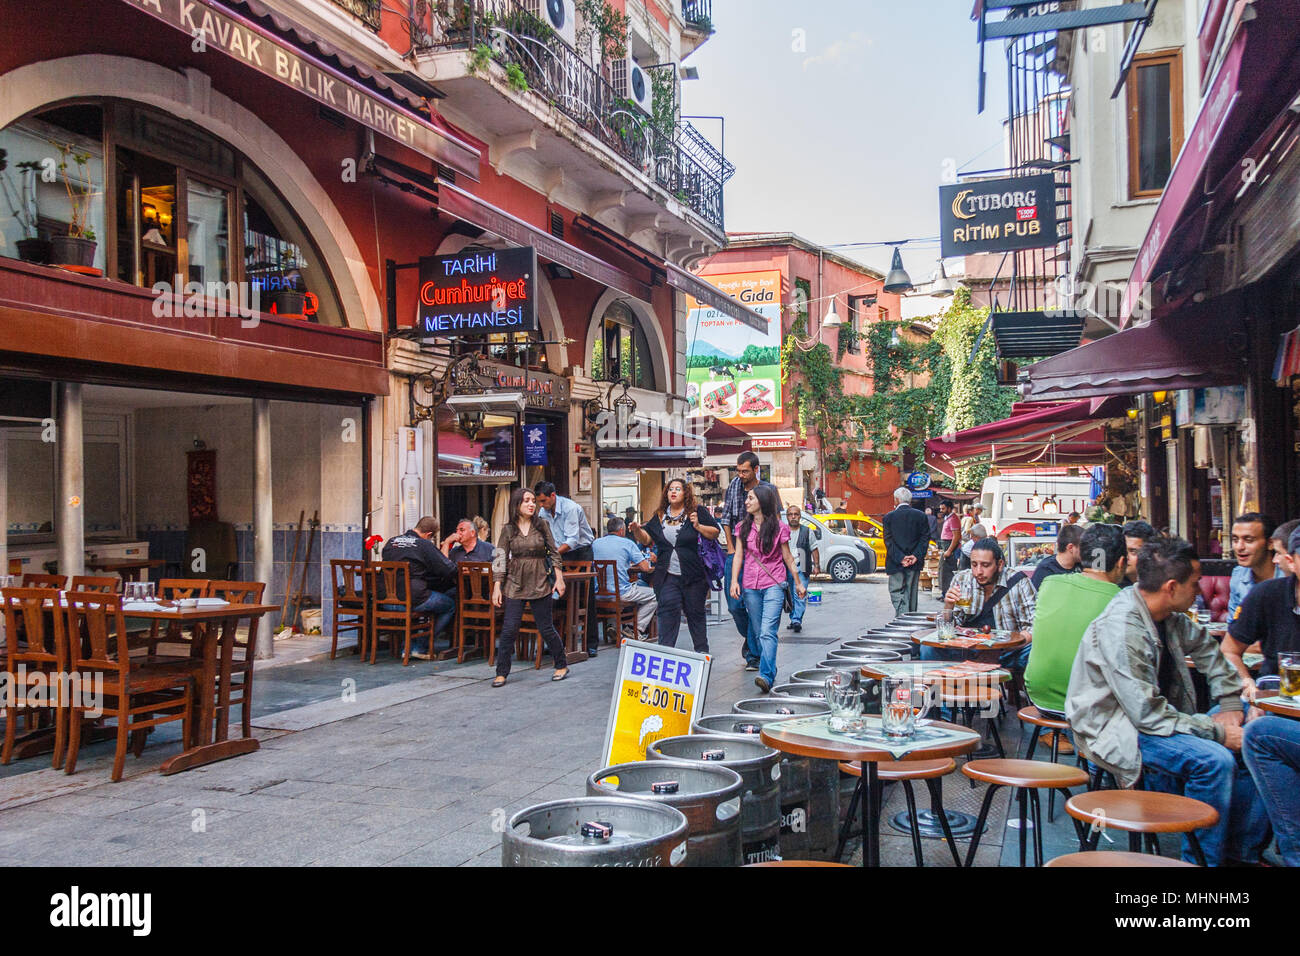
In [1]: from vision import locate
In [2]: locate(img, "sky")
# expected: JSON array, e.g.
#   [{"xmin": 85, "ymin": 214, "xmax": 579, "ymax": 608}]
[{"xmin": 681, "ymin": 0, "xmax": 1011, "ymax": 279}]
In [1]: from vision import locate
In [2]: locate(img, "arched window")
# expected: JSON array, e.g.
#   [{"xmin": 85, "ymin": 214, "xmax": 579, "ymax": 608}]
[
  {"xmin": 0, "ymin": 100, "xmax": 345, "ymax": 325},
  {"xmin": 590, "ymin": 300, "xmax": 655, "ymax": 389}
]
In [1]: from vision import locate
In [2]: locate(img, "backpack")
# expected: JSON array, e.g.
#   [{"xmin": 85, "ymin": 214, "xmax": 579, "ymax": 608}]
[{"xmin": 698, "ymin": 529, "xmax": 726, "ymax": 591}]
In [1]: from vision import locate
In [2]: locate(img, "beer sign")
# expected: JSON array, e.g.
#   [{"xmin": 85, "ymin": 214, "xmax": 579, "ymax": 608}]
[
  {"xmin": 601, "ymin": 640, "xmax": 712, "ymax": 766},
  {"xmin": 939, "ymin": 173, "xmax": 1059, "ymax": 257}
]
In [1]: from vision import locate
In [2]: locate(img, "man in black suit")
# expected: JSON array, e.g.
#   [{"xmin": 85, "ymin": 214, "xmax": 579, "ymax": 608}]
[{"xmin": 882, "ymin": 487, "xmax": 932, "ymax": 616}]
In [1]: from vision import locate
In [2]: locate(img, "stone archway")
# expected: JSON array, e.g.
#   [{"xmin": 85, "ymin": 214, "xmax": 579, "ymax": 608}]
[
  {"xmin": 584, "ymin": 287, "xmax": 670, "ymax": 395},
  {"xmin": 0, "ymin": 54, "xmax": 381, "ymax": 330}
]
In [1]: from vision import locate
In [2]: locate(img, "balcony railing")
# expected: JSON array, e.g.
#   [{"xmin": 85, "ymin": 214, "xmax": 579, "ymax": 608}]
[
  {"xmin": 418, "ymin": 0, "xmax": 731, "ymax": 232},
  {"xmin": 329, "ymin": 0, "xmax": 382, "ymax": 31},
  {"xmin": 682, "ymin": 0, "xmax": 712, "ymax": 31}
]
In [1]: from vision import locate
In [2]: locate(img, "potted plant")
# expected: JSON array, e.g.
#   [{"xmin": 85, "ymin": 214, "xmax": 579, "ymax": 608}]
[
  {"xmin": 49, "ymin": 143, "xmax": 97, "ymax": 268},
  {"xmin": 0, "ymin": 148, "xmax": 50, "ymax": 263},
  {"xmin": 268, "ymin": 264, "xmax": 307, "ymax": 317}
]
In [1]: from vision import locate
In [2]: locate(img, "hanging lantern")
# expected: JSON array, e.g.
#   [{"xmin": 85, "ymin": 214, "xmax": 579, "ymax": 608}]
[
  {"xmin": 883, "ymin": 247, "xmax": 913, "ymax": 294},
  {"xmin": 1152, "ymin": 390, "xmax": 1168, "ymax": 404},
  {"xmin": 1042, "ymin": 496, "xmax": 1060, "ymax": 515}
]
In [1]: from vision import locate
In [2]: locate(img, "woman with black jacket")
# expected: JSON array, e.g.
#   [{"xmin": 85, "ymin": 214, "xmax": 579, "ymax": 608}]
[{"xmin": 631, "ymin": 478, "xmax": 720, "ymax": 653}]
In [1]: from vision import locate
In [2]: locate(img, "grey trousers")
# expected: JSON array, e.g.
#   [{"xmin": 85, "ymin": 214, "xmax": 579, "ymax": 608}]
[{"xmin": 887, "ymin": 568, "xmax": 921, "ymax": 617}]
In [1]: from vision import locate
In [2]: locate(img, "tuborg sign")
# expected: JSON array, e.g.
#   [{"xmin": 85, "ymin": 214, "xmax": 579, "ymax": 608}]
[
  {"xmin": 418, "ymin": 246, "xmax": 537, "ymax": 338},
  {"xmin": 939, "ymin": 173, "xmax": 1059, "ymax": 257}
]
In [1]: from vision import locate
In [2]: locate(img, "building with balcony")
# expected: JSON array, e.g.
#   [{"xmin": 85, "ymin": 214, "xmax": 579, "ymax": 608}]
[{"xmin": 0, "ymin": 0, "xmax": 741, "ymax": 646}]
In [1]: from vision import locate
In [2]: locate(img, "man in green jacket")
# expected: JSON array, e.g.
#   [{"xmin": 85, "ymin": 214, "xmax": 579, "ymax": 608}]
[
  {"xmin": 1025, "ymin": 523, "xmax": 1127, "ymax": 719},
  {"xmin": 1065, "ymin": 536, "xmax": 1270, "ymax": 866}
]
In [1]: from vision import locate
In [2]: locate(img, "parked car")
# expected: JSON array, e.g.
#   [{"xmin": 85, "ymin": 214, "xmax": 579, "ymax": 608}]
[{"xmin": 800, "ymin": 513, "xmax": 881, "ymax": 582}]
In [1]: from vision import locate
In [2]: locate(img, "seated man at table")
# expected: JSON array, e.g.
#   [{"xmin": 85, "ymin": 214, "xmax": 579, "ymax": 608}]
[
  {"xmin": 1119, "ymin": 519, "xmax": 1156, "ymax": 589},
  {"xmin": 591, "ymin": 517, "xmax": 657, "ymax": 640},
  {"xmin": 1227, "ymin": 512, "xmax": 1282, "ymax": 623},
  {"xmin": 1243, "ymin": 715, "xmax": 1300, "ymax": 866},
  {"xmin": 1222, "ymin": 523, "xmax": 1300, "ymax": 707},
  {"xmin": 1030, "ymin": 523, "xmax": 1084, "ymax": 590},
  {"xmin": 1065, "ymin": 536, "xmax": 1270, "ymax": 866},
  {"xmin": 1024, "ymin": 524, "xmax": 1126, "ymax": 719},
  {"xmin": 442, "ymin": 518, "xmax": 495, "ymax": 564},
  {"xmin": 380, "ymin": 516, "xmax": 458, "ymax": 659},
  {"xmin": 935, "ymin": 536, "xmax": 1036, "ymax": 669}
]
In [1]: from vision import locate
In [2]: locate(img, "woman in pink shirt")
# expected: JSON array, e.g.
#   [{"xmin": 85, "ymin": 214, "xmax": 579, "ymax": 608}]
[{"xmin": 730, "ymin": 484, "xmax": 805, "ymax": 692}]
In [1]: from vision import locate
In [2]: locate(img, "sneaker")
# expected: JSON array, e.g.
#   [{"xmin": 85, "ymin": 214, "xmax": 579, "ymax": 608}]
[
  {"xmin": 745, "ymin": 662, "xmax": 759, "ymax": 672},
  {"xmin": 791, "ymin": 622, "xmax": 802, "ymax": 633},
  {"xmin": 409, "ymin": 645, "xmax": 432, "ymax": 660},
  {"xmin": 755, "ymin": 676, "xmax": 771, "ymax": 693}
]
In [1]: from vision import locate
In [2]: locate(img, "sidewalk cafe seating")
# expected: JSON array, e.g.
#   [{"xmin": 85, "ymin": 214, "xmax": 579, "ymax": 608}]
[
  {"xmin": 2, "ymin": 587, "xmax": 68, "ymax": 769},
  {"xmin": 64, "ymin": 591, "xmax": 198, "ymax": 782},
  {"xmin": 135, "ymin": 579, "xmax": 213, "ymax": 654},
  {"xmin": 593, "ymin": 559, "xmax": 656, "ymax": 645},
  {"xmin": 1065, "ymin": 789, "xmax": 1218, "ymax": 866},
  {"xmin": 329, "ymin": 560, "xmax": 368, "ymax": 661},
  {"xmin": 961, "ymin": 758, "xmax": 1090, "ymax": 867},
  {"xmin": 837, "ymin": 758, "xmax": 964, "ymax": 867},
  {"xmin": 21, "ymin": 573, "xmax": 66, "ymax": 589},
  {"xmin": 208, "ymin": 580, "xmax": 266, "ymax": 739},
  {"xmin": 70, "ymin": 576, "xmax": 120, "ymax": 593},
  {"xmin": 366, "ymin": 562, "xmax": 434, "ymax": 666}
]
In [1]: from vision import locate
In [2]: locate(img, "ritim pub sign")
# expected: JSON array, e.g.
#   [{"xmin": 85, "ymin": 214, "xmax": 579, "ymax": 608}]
[
  {"xmin": 938, "ymin": 173, "xmax": 1059, "ymax": 258},
  {"xmin": 418, "ymin": 246, "xmax": 537, "ymax": 340}
]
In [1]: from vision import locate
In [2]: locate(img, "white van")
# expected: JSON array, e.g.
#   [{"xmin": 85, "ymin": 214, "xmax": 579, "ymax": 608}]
[{"xmin": 978, "ymin": 474, "xmax": 1093, "ymax": 536}]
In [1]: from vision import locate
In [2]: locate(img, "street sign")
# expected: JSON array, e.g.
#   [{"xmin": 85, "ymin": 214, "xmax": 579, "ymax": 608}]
[
  {"xmin": 910, "ymin": 489, "xmax": 934, "ymax": 499},
  {"xmin": 905, "ymin": 471, "xmax": 932, "ymax": 492},
  {"xmin": 601, "ymin": 639, "xmax": 712, "ymax": 766}
]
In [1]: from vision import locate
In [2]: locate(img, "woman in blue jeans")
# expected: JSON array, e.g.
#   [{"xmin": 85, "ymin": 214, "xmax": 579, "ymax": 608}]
[{"xmin": 730, "ymin": 484, "xmax": 804, "ymax": 692}]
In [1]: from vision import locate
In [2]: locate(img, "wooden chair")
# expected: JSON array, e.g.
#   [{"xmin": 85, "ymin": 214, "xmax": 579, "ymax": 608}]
[
  {"xmin": 71, "ymin": 576, "xmax": 121, "ymax": 594},
  {"xmin": 1018, "ymin": 705, "xmax": 1079, "ymax": 819},
  {"xmin": 1, "ymin": 587, "xmax": 69, "ymax": 769},
  {"xmin": 593, "ymin": 559, "xmax": 654, "ymax": 645},
  {"xmin": 329, "ymin": 560, "xmax": 368, "ymax": 661},
  {"xmin": 836, "ymin": 759, "xmax": 963, "ymax": 867},
  {"xmin": 21, "ymin": 573, "xmax": 66, "ymax": 589},
  {"xmin": 207, "ymin": 580, "xmax": 266, "ymax": 740},
  {"xmin": 63, "ymin": 591, "xmax": 197, "ymax": 782},
  {"xmin": 141, "ymin": 579, "xmax": 214, "ymax": 653},
  {"xmin": 960, "ymin": 758, "xmax": 1090, "ymax": 867},
  {"xmin": 1065, "ymin": 790, "xmax": 1219, "ymax": 866},
  {"xmin": 366, "ymin": 563, "xmax": 433, "ymax": 666},
  {"xmin": 455, "ymin": 562, "xmax": 495, "ymax": 663}
]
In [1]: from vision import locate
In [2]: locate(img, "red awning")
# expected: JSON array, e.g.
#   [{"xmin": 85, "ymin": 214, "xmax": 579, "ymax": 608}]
[
  {"xmin": 1021, "ymin": 303, "xmax": 1247, "ymax": 402},
  {"xmin": 1121, "ymin": 0, "xmax": 1300, "ymax": 323},
  {"xmin": 924, "ymin": 401, "xmax": 1117, "ymax": 479}
]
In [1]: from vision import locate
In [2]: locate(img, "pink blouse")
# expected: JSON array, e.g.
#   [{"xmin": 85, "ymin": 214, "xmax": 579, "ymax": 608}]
[{"xmin": 741, "ymin": 521, "xmax": 790, "ymax": 591}]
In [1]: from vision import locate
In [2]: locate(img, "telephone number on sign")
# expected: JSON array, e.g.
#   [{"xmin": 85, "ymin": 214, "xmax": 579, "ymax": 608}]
[{"xmin": 631, "ymin": 684, "xmax": 691, "ymax": 715}]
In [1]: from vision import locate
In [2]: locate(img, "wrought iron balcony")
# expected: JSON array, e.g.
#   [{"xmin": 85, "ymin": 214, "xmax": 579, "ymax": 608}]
[
  {"xmin": 328, "ymin": 0, "xmax": 382, "ymax": 31},
  {"xmin": 417, "ymin": 0, "xmax": 732, "ymax": 232},
  {"xmin": 682, "ymin": 0, "xmax": 712, "ymax": 31}
]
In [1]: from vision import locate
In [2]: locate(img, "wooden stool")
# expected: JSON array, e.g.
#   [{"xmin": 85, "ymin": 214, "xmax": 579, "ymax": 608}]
[
  {"xmin": 1065, "ymin": 790, "xmax": 1219, "ymax": 867},
  {"xmin": 1017, "ymin": 705, "xmax": 1076, "ymax": 820},
  {"xmin": 838, "ymin": 758, "xmax": 962, "ymax": 867},
  {"xmin": 962, "ymin": 758, "xmax": 1089, "ymax": 867},
  {"xmin": 1046, "ymin": 850, "xmax": 1197, "ymax": 867},
  {"xmin": 744, "ymin": 861, "xmax": 852, "ymax": 867},
  {"xmin": 941, "ymin": 685, "xmax": 1005, "ymax": 760}
]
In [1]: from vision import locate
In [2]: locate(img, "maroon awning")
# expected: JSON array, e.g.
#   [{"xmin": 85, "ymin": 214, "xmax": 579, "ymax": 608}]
[
  {"xmin": 436, "ymin": 180, "xmax": 654, "ymax": 302},
  {"xmin": 1022, "ymin": 304, "xmax": 1247, "ymax": 402}
]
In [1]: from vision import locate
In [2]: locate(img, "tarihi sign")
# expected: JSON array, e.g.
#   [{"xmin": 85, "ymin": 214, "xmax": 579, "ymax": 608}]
[
  {"xmin": 939, "ymin": 173, "xmax": 1059, "ymax": 257},
  {"xmin": 418, "ymin": 247, "xmax": 538, "ymax": 338},
  {"xmin": 119, "ymin": 0, "xmax": 480, "ymax": 179}
]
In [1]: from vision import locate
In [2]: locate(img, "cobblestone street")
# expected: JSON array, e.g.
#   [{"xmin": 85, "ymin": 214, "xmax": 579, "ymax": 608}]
[{"xmin": 0, "ymin": 575, "xmax": 1092, "ymax": 867}]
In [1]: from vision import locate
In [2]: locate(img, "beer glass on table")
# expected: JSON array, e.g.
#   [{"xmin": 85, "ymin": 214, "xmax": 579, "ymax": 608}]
[
  {"xmin": 1279, "ymin": 653, "xmax": 1300, "ymax": 701},
  {"xmin": 825, "ymin": 673, "xmax": 864, "ymax": 735},
  {"xmin": 881, "ymin": 676, "xmax": 937, "ymax": 738}
]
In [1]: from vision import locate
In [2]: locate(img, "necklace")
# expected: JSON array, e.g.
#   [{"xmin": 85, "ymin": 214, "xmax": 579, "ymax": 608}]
[{"xmin": 664, "ymin": 506, "xmax": 686, "ymax": 526}]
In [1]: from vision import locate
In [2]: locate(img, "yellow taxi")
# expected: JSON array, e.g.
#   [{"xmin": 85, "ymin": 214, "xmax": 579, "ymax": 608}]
[{"xmin": 800, "ymin": 512, "xmax": 888, "ymax": 580}]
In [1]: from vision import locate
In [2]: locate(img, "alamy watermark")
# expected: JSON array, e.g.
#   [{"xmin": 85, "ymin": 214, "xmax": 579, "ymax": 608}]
[
  {"xmin": 1, "ymin": 665, "xmax": 103, "ymax": 718},
  {"xmin": 150, "ymin": 275, "xmax": 262, "ymax": 327}
]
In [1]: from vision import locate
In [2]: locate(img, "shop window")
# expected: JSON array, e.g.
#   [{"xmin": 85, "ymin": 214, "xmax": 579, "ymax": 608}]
[
  {"xmin": 1127, "ymin": 50, "xmax": 1184, "ymax": 198},
  {"xmin": 0, "ymin": 104, "xmax": 106, "ymax": 272},
  {"xmin": 435, "ymin": 407, "xmax": 517, "ymax": 480},
  {"xmin": 590, "ymin": 301, "xmax": 655, "ymax": 389}
]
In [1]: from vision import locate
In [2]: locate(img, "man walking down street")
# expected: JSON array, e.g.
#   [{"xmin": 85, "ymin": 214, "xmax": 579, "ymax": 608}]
[
  {"xmin": 534, "ymin": 481, "xmax": 599, "ymax": 656},
  {"xmin": 380, "ymin": 516, "xmax": 459, "ymax": 659},
  {"xmin": 785, "ymin": 504, "xmax": 819, "ymax": 633},
  {"xmin": 1066, "ymin": 537, "xmax": 1270, "ymax": 866},
  {"xmin": 882, "ymin": 487, "xmax": 931, "ymax": 617},
  {"xmin": 938, "ymin": 501, "xmax": 960, "ymax": 594},
  {"xmin": 720, "ymin": 451, "xmax": 778, "ymax": 670}
]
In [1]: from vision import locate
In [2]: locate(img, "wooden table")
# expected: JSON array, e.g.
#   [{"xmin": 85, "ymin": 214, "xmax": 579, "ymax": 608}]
[
  {"xmin": 911, "ymin": 627, "xmax": 1029, "ymax": 655},
  {"xmin": 761, "ymin": 717, "xmax": 980, "ymax": 867},
  {"xmin": 858, "ymin": 659, "xmax": 1012, "ymax": 684},
  {"xmin": 121, "ymin": 601, "xmax": 279, "ymax": 774},
  {"xmin": 1254, "ymin": 695, "xmax": 1300, "ymax": 718},
  {"xmin": 557, "ymin": 571, "xmax": 594, "ymax": 665},
  {"xmin": 85, "ymin": 558, "xmax": 166, "ymax": 582}
]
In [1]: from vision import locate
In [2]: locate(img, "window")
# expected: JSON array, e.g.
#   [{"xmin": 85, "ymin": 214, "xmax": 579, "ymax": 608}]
[
  {"xmin": 590, "ymin": 301, "xmax": 655, "ymax": 389},
  {"xmin": 847, "ymin": 294, "xmax": 876, "ymax": 353},
  {"xmin": 1127, "ymin": 50, "xmax": 1184, "ymax": 198},
  {"xmin": 794, "ymin": 277, "xmax": 812, "ymax": 327}
]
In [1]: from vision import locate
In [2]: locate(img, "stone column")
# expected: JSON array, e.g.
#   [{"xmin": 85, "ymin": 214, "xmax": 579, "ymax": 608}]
[{"xmin": 57, "ymin": 382, "xmax": 85, "ymax": 579}]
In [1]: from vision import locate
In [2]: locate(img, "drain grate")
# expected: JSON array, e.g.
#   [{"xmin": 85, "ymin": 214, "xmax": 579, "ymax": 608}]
[{"xmin": 778, "ymin": 636, "xmax": 838, "ymax": 645}]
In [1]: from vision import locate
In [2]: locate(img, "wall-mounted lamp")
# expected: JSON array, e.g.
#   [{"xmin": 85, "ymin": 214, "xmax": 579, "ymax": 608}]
[
  {"xmin": 1152, "ymin": 390, "xmax": 1169, "ymax": 404},
  {"xmin": 1126, "ymin": 407, "xmax": 1139, "ymax": 421}
]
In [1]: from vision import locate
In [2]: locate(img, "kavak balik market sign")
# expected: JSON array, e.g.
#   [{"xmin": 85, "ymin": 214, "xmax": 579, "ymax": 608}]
[
  {"xmin": 418, "ymin": 247, "xmax": 537, "ymax": 338},
  {"xmin": 119, "ymin": 0, "xmax": 480, "ymax": 179},
  {"xmin": 939, "ymin": 173, "xmax": 1059, "ymax": 257}
]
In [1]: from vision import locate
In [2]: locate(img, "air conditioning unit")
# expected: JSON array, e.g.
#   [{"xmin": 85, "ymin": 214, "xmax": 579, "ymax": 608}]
[
  {"xmin": 610, "ymin": 55, "xmax": 653, "ymax": 113},
  {"xmin": 522, "ymin": 0, "xmax": 576, "ymax": 47}
]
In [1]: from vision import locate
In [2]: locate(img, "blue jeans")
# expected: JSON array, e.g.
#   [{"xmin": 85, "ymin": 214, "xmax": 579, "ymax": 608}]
[
  {"xmin": 725, "ymin": 553, "xmax": 756, "ymax": 663},
  {"xmin": 741, "ymin": 584, "xmax": 785, "ymax": 687},
  {"xmin": 786, "ymin": 571, "xmax": 809, "ymax": 624},
  {"xmin": 1137, "ymin": 731, "xmax": 1271, "ymax": 865},
  {"xmin": 1243, "ymin": 715, "xmax": 1300, "ymax": 866},
  {"xmin": 414, "ymin": 590, "xmax": 456, "ymax": 643}
]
